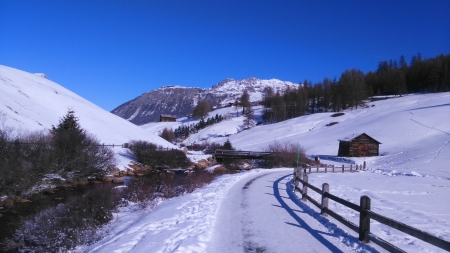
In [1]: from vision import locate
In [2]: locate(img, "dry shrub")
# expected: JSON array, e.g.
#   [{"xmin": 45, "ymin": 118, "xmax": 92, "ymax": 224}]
[
  {"xmin": 159, "ymin": 128, "xmax": 175, "ymax": 143},
  {"xmin": 260, "ymin": 141, "xmax": 309, "ymax": 168},
  {"xmin": 4, "ymin": 169, "xmax": 226, "ymax": 252},
  {"xmin": 128, "ymin": 140, "xmax": 191, "ymax": 169},
  {"xmin": 6, "ymin": 186, "xmax": 121, "ymax": 252}
]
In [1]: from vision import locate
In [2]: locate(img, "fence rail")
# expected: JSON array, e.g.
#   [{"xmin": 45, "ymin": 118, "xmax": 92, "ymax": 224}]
[
  {"xmin": 214, "ymin": 149, "xmax": 274, "ymax": 160},
  {"xmin": 2, "ymin": 142, "xmax": 181, "ymax": 151},
  {"xmin": 293, "ymin": 168, "xmax": 450, "ymax": 252},
  {"xmin": 300, "ymin": 163, "xmax": 366, "ymax": 174}
]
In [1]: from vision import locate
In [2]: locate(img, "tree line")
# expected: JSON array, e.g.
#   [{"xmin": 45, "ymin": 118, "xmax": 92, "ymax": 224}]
[
  {"xmin": 262, "ymin": 53, "xmax": 450, "ymax": 123},
  {"xmin": 172, "ymin": 114, "xmax": 224, "ymax": 140}
]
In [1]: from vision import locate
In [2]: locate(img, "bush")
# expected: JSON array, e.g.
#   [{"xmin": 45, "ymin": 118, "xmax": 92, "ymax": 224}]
[
  {"xmin": 4, "ymin": 169, "xmax": 227, "ymax": 252},
  {"xmin": 128, "ymin": 140, "xmax": 191, "ymax": 169},
  {"xmin": 204, "ymin": 142, "xmax": 224, "ymax": 155},
  {"xmin": 159, "ymin": 127, "xmax": 175, "ymax": 143},
  {"xmin": 260, "ymin": 141, "xmax": 309, "ymax": 168},
  {"xmin": 6, "ymin": 186, "xmax": 121, "ymax": 252}
]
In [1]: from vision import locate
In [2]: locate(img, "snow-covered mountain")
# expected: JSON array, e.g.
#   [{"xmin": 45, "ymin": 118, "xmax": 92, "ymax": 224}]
[
  {"xmin": 0, "ymin": 65, "xmax": 176, "ymax": 168},
  {"xmin": 112, "ymin": 77, "xmax": 299, "ymax": 125}
]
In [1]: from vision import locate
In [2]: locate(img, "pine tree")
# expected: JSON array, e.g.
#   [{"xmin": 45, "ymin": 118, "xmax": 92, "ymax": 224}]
[
  {"xmin": 51, "ymin": 109, "xmax": 86, "ymax": 163},
  {"xmin": 222, "ymin": 139, "xmax": 234, "ymax": 150}
]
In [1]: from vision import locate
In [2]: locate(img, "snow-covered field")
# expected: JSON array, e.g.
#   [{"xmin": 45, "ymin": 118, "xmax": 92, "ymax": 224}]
[
  {"xmin": 83, "ymin": 92, "xmax": 450, "ymax": 252},
  {"xmin": 2, "ymin": 65, "xmax": 449, "ymax": 252}
]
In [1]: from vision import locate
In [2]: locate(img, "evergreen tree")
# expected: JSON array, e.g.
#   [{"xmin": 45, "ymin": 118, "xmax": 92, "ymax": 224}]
[
  {"xmin": 50, "ymin": 110, "xmax": 115, "ymax": 178},
  {"xmin": 51, "ymin": 110, "xmax": 86, "ymax": 164},
  {"xmin": 222, "ymin": 139, "xmax": 234, "ymax": 150}
]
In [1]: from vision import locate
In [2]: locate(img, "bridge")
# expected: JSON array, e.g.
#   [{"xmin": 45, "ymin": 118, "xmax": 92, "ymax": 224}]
[{"xmin": 214, "ymin": 149, "xmax": 274, "ymax": 160}]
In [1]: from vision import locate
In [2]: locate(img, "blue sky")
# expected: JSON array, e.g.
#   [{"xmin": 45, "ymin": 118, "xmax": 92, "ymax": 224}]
[{"xmin": 1, "ymin": 1, "xmax": 449, "ymax": 111}]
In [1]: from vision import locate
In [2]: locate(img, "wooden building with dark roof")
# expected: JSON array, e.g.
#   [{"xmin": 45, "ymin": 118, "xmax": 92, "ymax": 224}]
[
  {"xmin": 160, "ymin": 114, "xmax": 177, "ymax": 122},
  {"xmin": 338, "ymin": 133, "xmax": 381, "ymax": 157}
]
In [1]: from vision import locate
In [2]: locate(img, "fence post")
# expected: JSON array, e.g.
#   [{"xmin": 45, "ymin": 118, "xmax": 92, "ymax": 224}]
[
  {"xmin": 332, "ymin": 165, "xmax": 335, "ymax": 172},
  {"xmin": 294, "ymin": 169, "xmax": 299, "ymax": 192},
  {"xmin": 302, "ymin": 174, "xmax": 308, "ymax": 202},
  {"xmin": 350, "ymin": 164, "xmax": 353, "ymax": 172},
  {"xmin": 342, "ymin": 165, "xmax": 344, "ymax": 173},
  {"xmin": 321, "ymin": 183, "xmax": 329, "ymax": 216},
  {"xmin": 359, "ymin": 195, "xmax": 371, "ymax": 243},
  {"xmin": 309, "ymin": 166, "xmax": 311, "ymax": 173},
  {"xmin": 363, "ymin": 161, "xmax": 366, "ymax": 170},
  {"xmin": 325, "ymin": 165, "xmax": 327, "ymax": 173}
]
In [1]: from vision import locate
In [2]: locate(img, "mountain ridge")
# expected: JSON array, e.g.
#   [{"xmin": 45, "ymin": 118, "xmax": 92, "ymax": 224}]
[{"xmin": 112, "ymin": 77, "xmax": 299, "ymax": 125}]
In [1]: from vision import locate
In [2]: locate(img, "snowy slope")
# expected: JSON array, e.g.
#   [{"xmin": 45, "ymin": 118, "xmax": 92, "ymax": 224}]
[
  {"xmin": 76, "ymin": 93, "xmax": 450, "ymax": 253},
  {"xmin": 182, "ymin": 93, "xmax": 450, "ymax": 178},
  {"xmin": 0, "ymin": 65, "xmax": 176, "ymax": 169}
]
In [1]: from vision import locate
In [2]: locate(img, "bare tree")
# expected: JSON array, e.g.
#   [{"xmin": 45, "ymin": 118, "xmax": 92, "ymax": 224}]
[{"xmin": 192, "ymin": 100, "xmax": 211, "ymax": 119}]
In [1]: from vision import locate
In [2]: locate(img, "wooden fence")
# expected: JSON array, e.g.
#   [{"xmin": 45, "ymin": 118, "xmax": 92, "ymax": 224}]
[
  {"xmin": 300, "ymin": 162, "xmax": 366, "ymax": 174},
  {"xmin": 293, "ymin": 168, "xmax": 450, "ymax": 252},
  {"xmin": 2, "ymin": 142, "xmax": 186, "ymax": 151}
]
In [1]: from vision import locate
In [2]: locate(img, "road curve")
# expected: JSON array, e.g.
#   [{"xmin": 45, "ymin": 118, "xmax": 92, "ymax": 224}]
[{"xmin": 207, "ymin": 169, "xmax": 380, "ymax": 253}]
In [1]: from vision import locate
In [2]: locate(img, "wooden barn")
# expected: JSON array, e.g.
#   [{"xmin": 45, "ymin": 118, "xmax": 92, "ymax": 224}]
[
  {"xmin": 160, "ymin": 114, "xmax": 177, "ymax": 122},
  {"xmin": 338, "ymin": 133, "xmax": 381, "ymax": 157}
]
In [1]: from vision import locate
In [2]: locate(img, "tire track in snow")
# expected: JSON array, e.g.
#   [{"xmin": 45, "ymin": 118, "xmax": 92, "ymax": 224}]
[{"xmin": 240, "ymin": 174, "xmax": 271, "ymax": 253}]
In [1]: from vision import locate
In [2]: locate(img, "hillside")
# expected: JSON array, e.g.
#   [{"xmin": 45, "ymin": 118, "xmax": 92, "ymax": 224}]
[
  {"xmin": 111, "ymin": 77, "xmax": 299, "ymax": 125},
  {"xmin": 83, "ymin": 92, "xmax": 450, "ymax": 253},
  {"xmin": 0, "ymin": 65, "xmax": 176, "ymax": 169},
  {"xmin": 145, "ymin": 92, "xmax": 450, "ymax": 178}
]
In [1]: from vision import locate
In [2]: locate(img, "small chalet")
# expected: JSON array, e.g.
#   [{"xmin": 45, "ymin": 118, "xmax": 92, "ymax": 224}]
[
  {"xmin": 160, "ymin": 114, "xmax": 177, "ymax": 122},
  {"xmin": 338, "ymin": 133, "xmax": 381, "ymax": 157}
]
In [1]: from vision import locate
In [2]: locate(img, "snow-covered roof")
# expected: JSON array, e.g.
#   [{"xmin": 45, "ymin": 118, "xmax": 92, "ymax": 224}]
[
  {"xmin": 160, "ymin": 114, "xmax": 176, "ymax": 118},
  {"xmin": 338, "ymin": 133, "xmax": 381, "ymax": 144}
]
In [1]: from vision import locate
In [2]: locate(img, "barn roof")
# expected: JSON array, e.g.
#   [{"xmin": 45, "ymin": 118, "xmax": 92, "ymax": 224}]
[
  {"xmin": 160, "ymin": 114, "xmax": 176, "ymax": 118},
  {"xmin": 338, "ymin": 133, "xmax": 381, "ymax": 144}
]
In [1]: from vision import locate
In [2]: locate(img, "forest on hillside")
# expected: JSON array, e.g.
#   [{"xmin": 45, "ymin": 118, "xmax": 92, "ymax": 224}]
[{"xmin": 262, "ymin": 53, "xmax": 450, "ymax": 123}]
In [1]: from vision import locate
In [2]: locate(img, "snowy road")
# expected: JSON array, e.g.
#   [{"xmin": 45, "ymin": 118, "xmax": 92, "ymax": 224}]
[
  {"xmin": 208, "ymin": 169, "xmax": 380, "ymax": 253},
  {"xmin": 78, "ymin": 169, "xmax": 383, "ymax": 253}
]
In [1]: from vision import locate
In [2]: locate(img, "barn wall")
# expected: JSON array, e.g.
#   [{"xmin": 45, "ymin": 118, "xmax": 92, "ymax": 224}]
[
  {"xmin": 160, "ymin": 116, "xmax": 176, "ymax": 122},
  {"xmin": 349, "ymin": 135, "xmax": 379, "ymax": 157}
]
